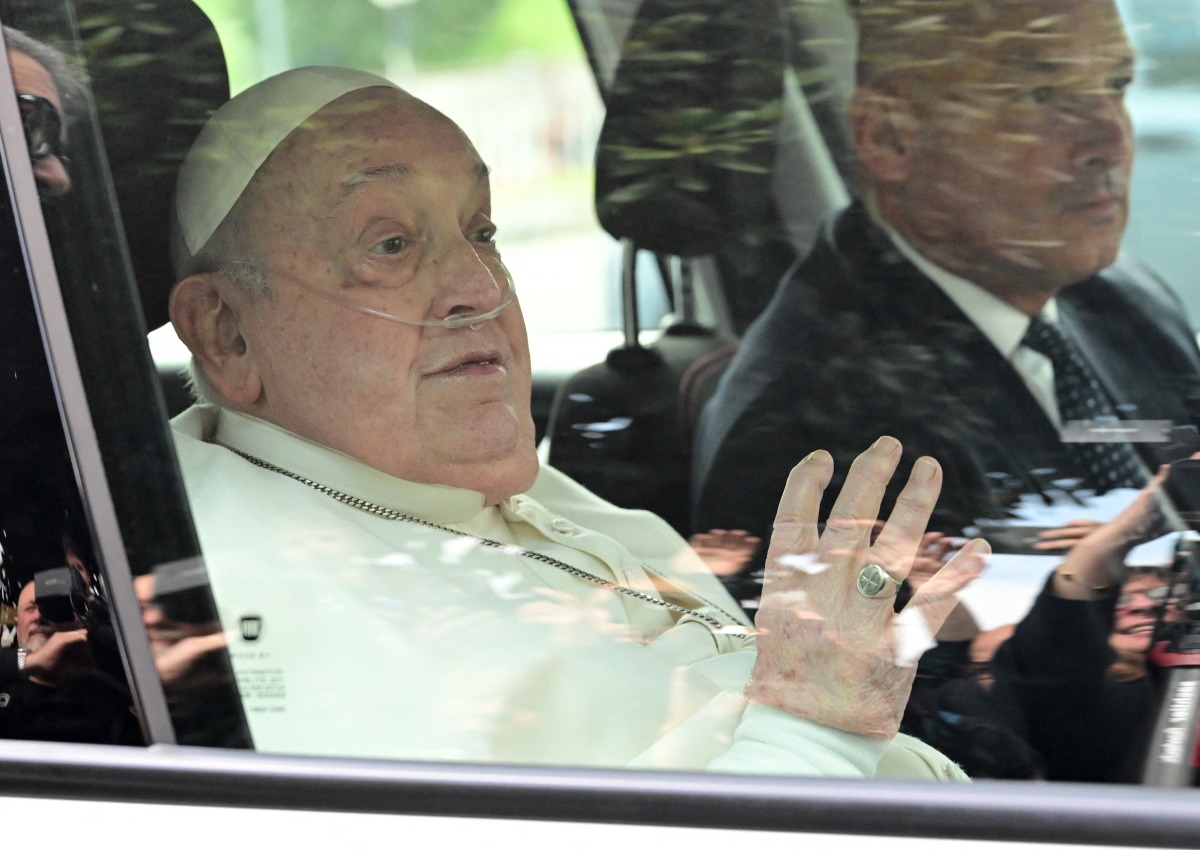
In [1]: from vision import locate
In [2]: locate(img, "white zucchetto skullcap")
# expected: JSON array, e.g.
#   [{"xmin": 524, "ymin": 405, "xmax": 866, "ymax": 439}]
[{"xmin": 171, "ymin": 65, "xmax": 397, "ymax": 279}]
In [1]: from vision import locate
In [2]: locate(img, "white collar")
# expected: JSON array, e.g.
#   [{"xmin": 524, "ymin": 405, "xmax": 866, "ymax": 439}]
[{"xmin": 866, "ymin": 198, "xmax": 1059, "ymax": 355}]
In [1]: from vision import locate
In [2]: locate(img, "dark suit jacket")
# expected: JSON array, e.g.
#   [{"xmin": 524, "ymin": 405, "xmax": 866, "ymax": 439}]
[{"xmin": 693, "ymin": 202, "xmax": 1200, "ymax": 568}]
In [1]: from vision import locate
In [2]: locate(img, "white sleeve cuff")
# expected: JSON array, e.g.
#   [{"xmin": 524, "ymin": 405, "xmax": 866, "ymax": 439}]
[{"xmin": 706, "ymin": 701, "xmax": 890, "ymax": 777}]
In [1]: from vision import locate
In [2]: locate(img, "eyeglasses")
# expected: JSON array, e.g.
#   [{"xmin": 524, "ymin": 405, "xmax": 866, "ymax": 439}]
[
  {"xmin": 17, "ymin": 93, "xmax": 66, "ymax": 163},
  {"xmin": 1117, "ymin": 585, "xmax": 1172, "ymax": 607}
]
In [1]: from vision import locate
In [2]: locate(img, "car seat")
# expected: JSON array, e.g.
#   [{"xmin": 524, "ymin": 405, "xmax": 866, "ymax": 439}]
[{"xmin": 546, "ymin": 0, "xmax": 854, "ymax": 535}]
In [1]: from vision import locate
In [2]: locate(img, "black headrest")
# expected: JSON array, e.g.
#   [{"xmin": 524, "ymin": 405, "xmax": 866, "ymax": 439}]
[
  {"xmin": 79, "ymin": 1, "xmax": 229, "ymax": 330},
  {"xmin": 593, "ymin": 0, "xmax": 791, "ymax": 257}
]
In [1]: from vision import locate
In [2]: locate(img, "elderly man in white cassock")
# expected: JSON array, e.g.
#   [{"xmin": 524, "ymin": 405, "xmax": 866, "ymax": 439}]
[{"xmin": 165, "ymin": 66, "xmax": 989, "ymax": 776}]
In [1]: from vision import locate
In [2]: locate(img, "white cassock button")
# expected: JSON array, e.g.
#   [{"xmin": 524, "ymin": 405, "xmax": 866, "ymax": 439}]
[{"xmin": 551, "ymin": 517, "xmax": 574, "ymax": 535}]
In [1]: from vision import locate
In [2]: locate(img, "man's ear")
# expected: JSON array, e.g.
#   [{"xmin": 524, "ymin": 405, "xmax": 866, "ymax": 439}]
[
  {"xmin": 848, "ymin": 87, "xmax": 919, "ymax": 183},
  {"xmin": 168, "ymin": 274, "xmax": 263, "ymax": 407}
]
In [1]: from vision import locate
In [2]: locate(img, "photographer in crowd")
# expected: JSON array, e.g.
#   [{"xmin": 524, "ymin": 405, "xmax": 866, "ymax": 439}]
[
  {"xmin": 0, "ymin": 577, "xmax": 140, "ymax": 744},
  {"xmin": 988, "ymin": 470, "xmax": 1185, "ymax": 782}
]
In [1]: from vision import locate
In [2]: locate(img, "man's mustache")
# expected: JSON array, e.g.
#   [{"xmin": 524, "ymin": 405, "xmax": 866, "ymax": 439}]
[{"xmin": 1063, "ymin": 169, "xmax": 1128, "ymax": 205}]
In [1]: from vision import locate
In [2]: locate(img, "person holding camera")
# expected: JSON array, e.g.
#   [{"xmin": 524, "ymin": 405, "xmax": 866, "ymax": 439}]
[
  {"xmin": 0, "ymin": 579, "xmax": 141, "ymax": 745},
  {"xmin": 985, "ymin": 469, "xmax": 1185, "ymax": 782},
  {"xmin": 4, "ymin": 579, "xmax": 87, "ymax": 681}
]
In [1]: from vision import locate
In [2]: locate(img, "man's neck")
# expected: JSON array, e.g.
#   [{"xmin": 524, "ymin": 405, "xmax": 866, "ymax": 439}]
[
  {"xmin": 869, "ymin": 195, "xmax": 1059, "ymax": 316},
  {"xmin": 953, "ymin": 279, "xmax": 1054, "ymax": 318}
]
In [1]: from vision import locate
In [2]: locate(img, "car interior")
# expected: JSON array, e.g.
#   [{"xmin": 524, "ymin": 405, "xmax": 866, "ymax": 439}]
[
  {"xmin": 545, "ymin": 0, "xmax": 853, "ymax": 535},
  {"xmin": 0, "ymin": 0, "xmax": 1199, "ymax": 843}
]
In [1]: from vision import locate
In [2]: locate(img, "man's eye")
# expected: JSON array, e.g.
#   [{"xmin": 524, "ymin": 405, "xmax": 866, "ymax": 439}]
[
  {"xmin": 1109, "ymin": 75, "xmax": 1133, "ymax": 94},
  {"xmin": 471, "ymin": 225, "xmax": 497, "ymax": 244},
  {"xmin": 369, "ymin": 236, "xmax": 406, "ymax": 255},
  {"xmin": 1020, "ymin": 86, "xmax": 1055, "ymax": 106}
]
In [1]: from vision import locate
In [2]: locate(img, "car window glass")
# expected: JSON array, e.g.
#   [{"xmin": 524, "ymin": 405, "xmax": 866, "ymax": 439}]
[
  {"xmin": 687, "ymin": 0, "xmax": 1200, "ymax": 788},
  {"xmin": 5, "ymin": 0, "xmax": 1200, "ymax": 806},
  {"xmin": 0, "ymin": 153, "xmax": 144, "ymax": 746},
  {"xmin": 193, "ymin": 0, "xmax": 646, "ymax": 340},
  {"xmin": 0, "ymin": 2, "xmax": 250, "ymax": 748},
  {"xmin": 1117, "ymin": 0, "xmax": 1200, "ymax": 320}
]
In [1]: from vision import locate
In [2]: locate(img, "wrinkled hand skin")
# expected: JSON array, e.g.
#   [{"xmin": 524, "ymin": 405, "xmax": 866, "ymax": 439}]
[{"xmin": 746, "ymin": 438, "xmax": 990, "ymax": 739}]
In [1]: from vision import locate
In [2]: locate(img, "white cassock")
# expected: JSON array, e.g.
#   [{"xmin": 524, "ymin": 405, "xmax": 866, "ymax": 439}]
[{"xmin": 170, "ymin": 405, "xmax": 965, "ymax": 779}]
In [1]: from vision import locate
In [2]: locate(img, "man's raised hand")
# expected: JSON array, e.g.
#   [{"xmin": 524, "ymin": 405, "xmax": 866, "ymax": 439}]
[{"xmin": 746, "ymin": 437, "xmax": 990, "ymax": 738}]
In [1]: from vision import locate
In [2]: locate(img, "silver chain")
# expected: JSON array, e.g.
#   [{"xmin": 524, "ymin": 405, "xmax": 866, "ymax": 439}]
[{"xmin": 218, "ymin": 443, "xmax": 741, "ymax": 633}]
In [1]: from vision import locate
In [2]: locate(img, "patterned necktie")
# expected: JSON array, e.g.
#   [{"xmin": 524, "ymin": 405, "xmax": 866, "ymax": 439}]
[{"xmin": 1021, "ymin": 316, "xmax": 1146, "ymax": 491}]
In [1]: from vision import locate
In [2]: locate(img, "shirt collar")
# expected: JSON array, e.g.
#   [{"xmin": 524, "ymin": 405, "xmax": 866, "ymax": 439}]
[
  {"xmin": 865, "ymin": 196, "xmax": 1059, "ymax": 356},
  {"xmin": 211, "ymin": 407, "xmax": 491, "ymax": 525}
]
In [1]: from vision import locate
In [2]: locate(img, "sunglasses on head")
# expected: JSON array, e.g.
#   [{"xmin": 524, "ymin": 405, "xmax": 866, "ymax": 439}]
[{"xmin": 17, "ymin": 93, "xmax": 66, "ymax": 163}]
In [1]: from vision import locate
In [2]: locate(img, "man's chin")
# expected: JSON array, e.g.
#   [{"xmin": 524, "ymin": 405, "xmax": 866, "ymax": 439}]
[
  {"xmin": 23, "ymin": 634, "xmax": 50, "ymax": 653},
  {"xmin": 481, "ymin": 446, "xmax": 541, "ymax": 505},
  {"xmin": 1110, "ymin": 632, "xmax": 1153, "ymax": 655},
  {"xmin": 1062, "ymin": 228, "xmax": 1123, "ymax": 279}
]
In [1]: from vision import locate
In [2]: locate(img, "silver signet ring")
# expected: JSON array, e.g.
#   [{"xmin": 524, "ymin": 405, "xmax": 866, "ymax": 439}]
[{"xmin": 856, "ymin": 562, "xmax": 901, "ymax": 599}]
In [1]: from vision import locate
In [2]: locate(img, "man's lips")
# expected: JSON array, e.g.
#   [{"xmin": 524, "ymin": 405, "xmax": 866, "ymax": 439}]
[
  {"xmin": 1065, "ymin": 173, "xmax": 1127, "ymax": 216},
  {"xmin": 1116, "ymin": 621, "xmax": 1155, "ymax": 635},
  {"xmin": 425, "ymin": 349, "xmax": 504, "ymax": 377},
  {"xmin": 1072, "ymin": 192, "xmax": 1123, "ymax": 216}
]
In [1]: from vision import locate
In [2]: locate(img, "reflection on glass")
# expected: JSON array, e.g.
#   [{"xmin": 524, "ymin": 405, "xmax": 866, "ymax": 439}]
[
  {"xmin": 691, "ymin": 0, "xmax": 1200, "ymax": 786},
  {"xmin": 134, "ymin": 560, "xmax": 245, "ymax": 746},
  {"xmin": 3, "ymin": 26, "xmax": 82, "ymax": 199},
  {"xmin": 0, "ymin": 5, "xmax": 251, "ymax": 749},
  {"xmin": 0, "ymin": 26, "xmax": 142, "ymax": 746},
  {"xmin": 155, "ymin": 64, "xmax": 992, "ymax": 777},
  {"xmin": 11, "ymin": 0, "xmax": 1200, "ymax": 794},
  {"xmin": 0, "ymin": 537, "xmax": 141, "ymax": 745}
]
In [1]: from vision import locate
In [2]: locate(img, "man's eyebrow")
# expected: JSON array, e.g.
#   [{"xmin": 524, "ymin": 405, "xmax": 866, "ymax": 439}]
[
  {"xmin": 1014, "ymin": 54, "xmax": 1135, "ymax": 76},
  {"xmin": 332, "ymin": 160, "xmax": 491, "ymax": 208},
  {"xmin": 336, "ymin": 163, "xmax": 412, "ymax": 205}
]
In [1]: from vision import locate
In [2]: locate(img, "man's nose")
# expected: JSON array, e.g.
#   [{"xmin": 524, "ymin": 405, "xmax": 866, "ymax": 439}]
[
  {"xmin": 428, "ymin": 235, "xmax": 507, "ymax": 321},
  {"xmin": 1067, "ymin": 93, "xmax": 1133, "ymax": 171},
  {"xmin": 34, "ymin": 153, "xmax": 70, "ymax": 198}
]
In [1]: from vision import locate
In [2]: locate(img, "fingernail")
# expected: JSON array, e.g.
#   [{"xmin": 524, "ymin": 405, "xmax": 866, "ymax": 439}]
[
  {"xmin": 803, "ymin": 449, "xmax": 831, "ymax": 466},
  {"xmin": 913, "ymin": 457, "xmax": 938, "ymax": 482},
  {"xmin": 961, "ymin": 538, "xmax": 992, "ymax": 562},
  {"xmin": 870, "ymin": 435, "xmax": 899, "ymax": 453}
]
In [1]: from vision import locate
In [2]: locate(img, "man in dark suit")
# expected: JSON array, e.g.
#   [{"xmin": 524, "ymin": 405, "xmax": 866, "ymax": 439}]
[{"xmin": 693, "ymin": 0, "xmax": 1200, "ymax": 602}]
